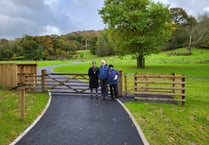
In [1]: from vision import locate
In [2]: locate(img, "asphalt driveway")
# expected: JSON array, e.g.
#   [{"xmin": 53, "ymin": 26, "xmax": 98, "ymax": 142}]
[{"xmin": 15, "ymin": 93, "xmax": 145, "ymax": 145}]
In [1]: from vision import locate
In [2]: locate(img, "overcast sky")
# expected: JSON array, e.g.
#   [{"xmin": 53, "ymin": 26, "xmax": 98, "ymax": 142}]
[{"xmin": 0, "ymin": 0, "xmax": 209, "ymax": 39}]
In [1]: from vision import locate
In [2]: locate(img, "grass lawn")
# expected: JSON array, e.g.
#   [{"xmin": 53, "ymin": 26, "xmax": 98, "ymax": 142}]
[
  {"xmin": 0, "ymin": 90, "xmax": 49, "ymax": 145},
  {"xmin": 0, "ymin": 48, "xmax": 208, "ymax": 145},
  {"xmin": 125, "ymin": 77, "xmax": 209, "ymax": 145},
  {"xmin": 50, "ymin": 48, "xmax": 209, "ymax": 145}
]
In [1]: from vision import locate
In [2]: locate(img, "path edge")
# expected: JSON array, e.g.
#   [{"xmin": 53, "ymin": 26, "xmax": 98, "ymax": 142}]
[
  {"xmin": 9, "ymin": 91, "xmax": 52, "ymax": 145},
  {"xmin": 117, "ymin": 99, "xmax": 150, "ymax": 145}
]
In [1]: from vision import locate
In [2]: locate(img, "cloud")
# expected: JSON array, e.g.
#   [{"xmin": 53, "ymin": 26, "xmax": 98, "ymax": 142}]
[
  {"xmin": 41, "ymin": 25, "xmax": 61, "ymax": 35},
  {"xmin": 0, "ymin": 0, "xmax": 105, "ymax": 39},
  {"xmin": 204, "ymin": 7, "xmax": 209, "ymax": 13},
  {"xmin": 153, "ymin": 0, "xmax": 209, "ymax": 16},
  {"xmin": 0, "ymin": 0, "xmax": 53, "ymax": 38},
  {"xmin": 1, "ymin": 0, "xmax": 209, "ymax": 39}
]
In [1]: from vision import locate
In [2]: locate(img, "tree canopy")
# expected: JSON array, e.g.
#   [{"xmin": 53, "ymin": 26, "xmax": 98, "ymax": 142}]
[{"xmin": 99, "ymin": 0, "xmax": 173, "ymax": 68}]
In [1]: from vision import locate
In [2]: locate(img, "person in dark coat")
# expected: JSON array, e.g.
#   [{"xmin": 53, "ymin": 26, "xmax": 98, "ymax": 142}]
[
  {"xmin": 107, "ymin": 64, "xmax": 119, "ymax": 100},
  {"xmin": 88, "ymin": 61, "xmax": 99, "ymax": 99}
]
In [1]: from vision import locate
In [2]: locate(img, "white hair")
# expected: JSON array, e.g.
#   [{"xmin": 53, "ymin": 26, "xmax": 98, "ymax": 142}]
[{"xmin": 101, "ymin": 60, "xmax": 106, "ymax": 64}]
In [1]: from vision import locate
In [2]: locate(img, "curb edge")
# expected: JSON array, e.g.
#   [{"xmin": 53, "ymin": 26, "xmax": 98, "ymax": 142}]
[
  {"xmin": 9, "ymin": 91, "xmax": 52, "ymax": 145},
  {"xmin": 117, "ymin": 99, "xmax": 150, "ymax": 145}
]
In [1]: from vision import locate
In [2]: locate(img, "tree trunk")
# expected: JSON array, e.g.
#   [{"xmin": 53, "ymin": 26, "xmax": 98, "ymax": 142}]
[
  {"xmin": 187, "ymin": 33, "xmax": 192, "ymax": 55},
  {"xmin": 137, "ymin": 55, "xmax": 145, "ymax": 68}
]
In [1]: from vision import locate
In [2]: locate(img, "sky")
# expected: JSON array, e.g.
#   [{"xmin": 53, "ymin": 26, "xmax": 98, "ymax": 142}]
[{"xmin": 0, "ymin": 0, "xmax": 209, "ymax": 39}]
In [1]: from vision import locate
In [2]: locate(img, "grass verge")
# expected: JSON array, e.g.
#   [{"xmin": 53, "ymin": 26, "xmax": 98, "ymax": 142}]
[
  {"xmin": 0, "ymin": 90, "xmax": 49, "ymax": 145},
  {"xmin": 125, "ymin": 77, "xmax": 209, "ymax": 145}
]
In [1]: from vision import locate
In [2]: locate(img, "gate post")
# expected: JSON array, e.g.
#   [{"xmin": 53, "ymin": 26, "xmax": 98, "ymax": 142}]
[
  {"xmin": 134, "ymin": 73, "xmax": 138, "ymax": 100},
  {"xmin": 124, "ymin": 73, "xmax": 128, "ymax": 97},
  {"xmin": 181, "ymin": 76, "xmax": 186, "ymax": 105},
  {"xmin": 118, "ymin": 70, "xmax": 123, "ymax": 97},
  {"xmin": 172, "ymin": 73, "xmax": 176, "ymax": 94},
  {"xmin": 20, "ymin": 87, "xmax": 25, "ymax": 120},
  {"xmin": 41, "ymin": 69, "xmax": 47, "ymax": 92}
]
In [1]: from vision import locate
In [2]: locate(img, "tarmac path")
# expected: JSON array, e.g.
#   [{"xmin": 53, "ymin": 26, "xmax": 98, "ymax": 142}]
[
  {"xmin": 15, "ymin": 93, "xmax": 144, "ymax": 145},
  {"xmin": 12, "ymin": 64, "xmax": 147, "ymax": 145}
]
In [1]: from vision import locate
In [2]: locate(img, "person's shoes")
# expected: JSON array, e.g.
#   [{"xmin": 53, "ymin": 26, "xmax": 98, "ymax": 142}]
[
  {"xmin": 111, "ymin": 98, "xmax": 115, "ymax": 101},
  {"xmin": 96, "ymin": 95, "xmax": 99, "ymax": 99},
  {"xmin": 95, "ymin": 94, "xmax": 99, "ymax": 99}
]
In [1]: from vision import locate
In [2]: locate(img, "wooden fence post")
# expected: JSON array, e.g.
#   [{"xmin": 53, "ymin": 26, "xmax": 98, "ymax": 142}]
[
  {"xmin": 145, "ymin": 75, "xmax": 149, "ymax": 92},
  {"xmin": 124, "ymin": 73, "xmax": 127, "ymax": 97},
  {"xmin": 134, "ymin": 73, "xmax": 138, "ymax": 100},
  {"xmin": 118, "ymin": 70, "xmax": 123, "ymax": 97},
  {"xmin": 41, "ymin": 69, "xmax": 47, "ymax": 92},
  {"xmin": 20, "ymin": 87, "xmax": 25, "ymax": 120},
  {"xmin": 172, "ymin": 73, "xmax": 176, "ymax": 94},
  {"xmin": 181, "ymin": 76, "xmax": 186, "ymax": 105}
]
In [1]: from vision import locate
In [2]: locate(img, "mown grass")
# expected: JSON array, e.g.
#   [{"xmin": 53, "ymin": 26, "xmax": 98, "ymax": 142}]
[
  {"xmin": 1, "ymin": 48, "xmax": 208, "ymax": 145},
  {"xmin": 50, "ymin": 48, "xmax": 209, "ymax": 145},
  {"xmin": 125, "ymin": 77, "xmax": 209, "ymax": 145},
  {"xmin": 0, "ymin": 90, "xmax": 49, "ymax": 145}
]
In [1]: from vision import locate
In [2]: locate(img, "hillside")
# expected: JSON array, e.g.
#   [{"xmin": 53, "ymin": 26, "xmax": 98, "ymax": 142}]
[
  {"xmin": 51, "ymin": 48, "xmax": 209, "ymax": 76},
  {"xmin": 63, "ymin": 30, "xmax": 102, "ymax": 39}
]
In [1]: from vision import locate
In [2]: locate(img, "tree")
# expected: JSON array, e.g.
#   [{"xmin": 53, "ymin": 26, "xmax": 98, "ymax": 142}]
[
  {"xmin": 167, "ymin": 8, "xmax": 189, "ymax": 50},
  {"xmin": 170, "ymin": 7, "xmax": 188, "ymax": 25},
  {"xmin": 195, "ymin": 13, "xmax": 209, "ymax": 49},
  {"xmin": 35, "ymin": 35, "xmax": 54, "ymax": 59},
  {"xmin": 1, "ymin": 48, "xmax": 13, "ymax": 60},
  {"xmin": 186, "ymin": 16, "xmax": 197, "ymax": 54},
  {"xmin": 17, "ymin": 35, "xmax": 39, "ymax": 60},
  {"xmin": 89, "ymin": 36, "xmax": 98, "ymax": 55},
  {"xmin": 96, "ymin": 33, "xmax": 109, "ymax": 57},
  {"xmin": 99, "ymin": 0, "xmax": 173, "ymax": 68},
  {"xmin": 169, "ymin": 8, "xmax": 197, "ymax": 53}
]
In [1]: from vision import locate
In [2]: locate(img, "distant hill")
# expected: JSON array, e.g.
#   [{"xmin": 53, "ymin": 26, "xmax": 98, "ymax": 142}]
[{"xmin": 63, "ymin": 30, "xmax": 102, "ymax": 38}]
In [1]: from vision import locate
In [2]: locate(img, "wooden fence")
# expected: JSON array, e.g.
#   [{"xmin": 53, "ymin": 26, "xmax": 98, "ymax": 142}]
[
  {"xmin": 133, "ymin": 73, "xmax": 186, "ymax": 104},
  {"xmin": 16, "ymin": 68, "xmax": 186, "ymax": 104}
]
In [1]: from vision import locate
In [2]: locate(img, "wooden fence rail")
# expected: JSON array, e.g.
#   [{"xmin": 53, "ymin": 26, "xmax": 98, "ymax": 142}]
[
  {"xmin": 22, "ymin": 69, "xmax": 123, "ymax": 96},
  {"xmin": 134, "ymin": 73, "xmax": 186, "ymax": 104},
  {"xmin": 21, "ymin": 70, "xmax": 186, "ymax": 104}
]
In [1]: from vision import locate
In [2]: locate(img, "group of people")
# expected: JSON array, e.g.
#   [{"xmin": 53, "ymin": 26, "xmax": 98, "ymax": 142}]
[{"xmin": 88, "ymin": 60, "xmax": 119, "ymax": 100}]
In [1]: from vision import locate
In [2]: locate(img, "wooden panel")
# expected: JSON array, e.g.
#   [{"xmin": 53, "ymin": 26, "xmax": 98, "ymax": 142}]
[
  {"xmin": 0, "ymin": 63, "xmax": 37, "ymax": 88},
  {"xmin": 17, "ymin": 64, "xmax": 37, "ymax": 85},
  {"xmin": 0, "ymin": 64, "xmax": 17, "ymax": 88}
]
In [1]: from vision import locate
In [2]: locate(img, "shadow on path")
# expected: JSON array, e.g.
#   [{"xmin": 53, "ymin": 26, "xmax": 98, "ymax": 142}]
[{"xmin": 15, "ymin": 93, "xmax": 144, "ymax": 145}]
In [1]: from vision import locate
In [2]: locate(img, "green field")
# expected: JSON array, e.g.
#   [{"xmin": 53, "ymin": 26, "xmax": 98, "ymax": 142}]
[
  {"xmin": 0, "ymin": 48, "xmax": 208, "ymax": 145},
  {"xmin": 50, "ymin": 48, "xmax": 209, "ymax": 145},
  {"xmin": 0, "ymin": 91, "xmax": 49, "ymax": 145}
]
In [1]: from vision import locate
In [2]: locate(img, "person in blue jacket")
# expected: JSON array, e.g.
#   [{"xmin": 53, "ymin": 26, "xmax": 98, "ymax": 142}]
[
  {"xmin": 107, "ymin": 64, "xmax": 119, "ymax": 100},
  {"xmin": 98, "ymin": 60, "xmax": 109, "ymax": 100}
]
